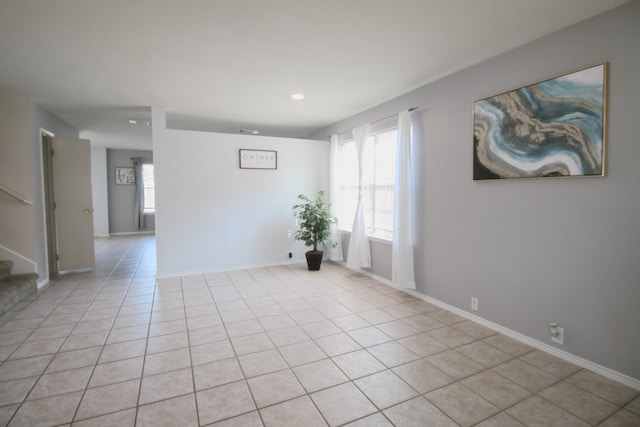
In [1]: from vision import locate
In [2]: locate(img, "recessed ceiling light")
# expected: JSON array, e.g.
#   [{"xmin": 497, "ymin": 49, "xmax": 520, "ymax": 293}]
[
  {"xmin": 128, "ymin": 119, "xmax": 151, "ymax": 126},
  {"xmin": 238, "ymin": 129, "xmax": 260, "ymax": 135},
  {"xmin": 291, "ymin": 93, "xmax": 305, "ymax": 100}
]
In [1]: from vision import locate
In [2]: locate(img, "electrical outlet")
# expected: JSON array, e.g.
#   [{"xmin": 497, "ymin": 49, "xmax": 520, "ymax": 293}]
[
  {"xmin": 551, "ymin": 326, "xmax": 564, "ymax": 345},
  {"xmin": 471, "ymin": 297, "xmax": 479, "ymax": 311},
  {"xmin": 288, "ymin": 252, "xmax": 292, "ymax": 259}
]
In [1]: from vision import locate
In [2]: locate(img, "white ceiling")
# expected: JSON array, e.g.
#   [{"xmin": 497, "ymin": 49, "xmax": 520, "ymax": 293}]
[{"xmin": 0, "ymin": 0, "xmax": 628, "ymax": 149}]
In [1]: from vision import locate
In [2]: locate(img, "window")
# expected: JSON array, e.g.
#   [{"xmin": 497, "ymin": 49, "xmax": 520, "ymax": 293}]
[
  {"xmin": 142, "ymin": 164, "xmax": 155, "ymax": 213},
  {"xmin": 335, "ymin": 126, "xmax": 397, "ymax": 240}
]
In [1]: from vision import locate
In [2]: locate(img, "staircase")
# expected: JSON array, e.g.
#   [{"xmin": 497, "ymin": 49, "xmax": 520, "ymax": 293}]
[{"xmin": 0, "ymin": 260, "xmax": 38, "ymax": 316}]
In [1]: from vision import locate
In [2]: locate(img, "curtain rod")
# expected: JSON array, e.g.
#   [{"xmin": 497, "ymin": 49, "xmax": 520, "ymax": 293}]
[
  {"xmin": 372, "ymin": 106, "xmax": 419, "ymax": 126},
  {"xmin": 331, "ymin": 106, "xmax": 419, "ymax": 139}
]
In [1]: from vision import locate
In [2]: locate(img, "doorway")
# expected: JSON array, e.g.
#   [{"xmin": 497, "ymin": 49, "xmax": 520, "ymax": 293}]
[
  {"xmin": 41, "ymin": 133, "xmax": 96, "ymax": 276},
  {"xmin": 42, "ymin": 133, "xmax": 58, "ymax": 276}
]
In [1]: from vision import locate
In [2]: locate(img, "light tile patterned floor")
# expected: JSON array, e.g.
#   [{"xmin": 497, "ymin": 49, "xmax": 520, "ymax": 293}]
[{"xmin": 0, "ymin": 235, "xmax": 638, "ymax": 426}]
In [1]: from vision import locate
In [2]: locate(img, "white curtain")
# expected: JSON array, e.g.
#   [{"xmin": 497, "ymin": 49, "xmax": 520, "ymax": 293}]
[
  {"xmin": 392, "ymin": 110, "xmax": 416, "ymax": 289},
  {"xmin": 328, "ymin": 134, "xmax": 344, "ymax": 261},
  {"xmin": 346, "ymin": 124, "xmax": 371, "ymax": 270}
]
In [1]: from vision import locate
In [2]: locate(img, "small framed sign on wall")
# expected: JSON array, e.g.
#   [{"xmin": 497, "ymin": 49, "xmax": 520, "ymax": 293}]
[
  {"xmin": 239, "ymin": 149, "xmax": 277, "ymax": 170},
  {"xmin": 115, "ymin": 167, "xmax": 135, "ymax": 184}
]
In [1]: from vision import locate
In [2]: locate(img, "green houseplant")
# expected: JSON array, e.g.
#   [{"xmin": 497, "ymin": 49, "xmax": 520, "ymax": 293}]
[{"xmin": 292, "ymin": 191, "xmax": 337, "ymax": 270}]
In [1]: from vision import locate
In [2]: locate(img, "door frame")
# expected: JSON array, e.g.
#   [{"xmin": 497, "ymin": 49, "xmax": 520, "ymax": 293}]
[{"xmin": 41, "ymin": 131, "xmax": 59, "ymax": 277}]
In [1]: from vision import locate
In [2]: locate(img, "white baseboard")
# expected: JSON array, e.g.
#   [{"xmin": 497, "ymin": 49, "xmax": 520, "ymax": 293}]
[
  {"xmin": 344, "ymin": 264, "xmax": 640, "ymax": 390},
  {"xmin": 109, "ymin": 231, "xmax": 155, "ymax": 236},
  {"xmin": 37, "ymin": 276, "xmax": 49, "ymax": 289},
  {"xmin": 0, "ymin": 244, "xmax": 37, "ymax": 275},
  {"xmin": 401, "ymin": 288, "xmax": 640, "ymax": 390},
  {"xmin": 154, "ymin": 257, "xmax": 640, "ymax": 389},
  {"xmin": 155, "ymin": 258, "xmax": 307, "ymax": 279}
]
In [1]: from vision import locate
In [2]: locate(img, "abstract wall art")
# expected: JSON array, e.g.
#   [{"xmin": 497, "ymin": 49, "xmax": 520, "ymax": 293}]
[{"xmin": 473, "ymin": 63, "xmax": 607, "ymax": 180}]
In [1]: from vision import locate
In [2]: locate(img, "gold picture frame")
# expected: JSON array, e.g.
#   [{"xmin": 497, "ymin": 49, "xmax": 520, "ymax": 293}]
[{"xmin": 473, "ymin": 62, "xmax": 607, "ymax": 180}]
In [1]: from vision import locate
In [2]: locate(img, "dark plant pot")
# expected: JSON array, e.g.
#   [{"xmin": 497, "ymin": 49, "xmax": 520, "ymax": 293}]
[{"xmin": 305, "ymin": 250, "xmax": 324, "ymax": 271}]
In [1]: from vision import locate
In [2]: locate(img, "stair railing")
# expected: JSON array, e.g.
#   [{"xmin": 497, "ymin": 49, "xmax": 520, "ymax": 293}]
[{"xmin": 0, "ymin": 183, "xmax": 33, "ymax": 205}]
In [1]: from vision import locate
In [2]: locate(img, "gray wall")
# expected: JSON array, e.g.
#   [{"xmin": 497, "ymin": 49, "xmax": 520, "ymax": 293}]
[
  {"xmin": 340, "ymin": 233, "xmax": 393, "ymax": 281},
  {"xmin": 30, "ymin": 102, "xmax": 79, "ymax": 281},
  {"xmin": 312, "ymin": 1, "xmax": 640, "ymax": 380},
  {"xmin": 106, "ymin": 149, "xmax": 154, "ymax": 234}
]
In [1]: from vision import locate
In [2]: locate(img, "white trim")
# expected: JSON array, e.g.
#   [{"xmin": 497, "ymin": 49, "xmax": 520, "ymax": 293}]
[
  {"xmin": 157, "ymin": 256, "xmax": 640, "ymax": 388},
  {"xmin": 400, "ymin": 287, "xmax": 640, "ymax": 390},
  {"xmin": 339, "ymin": 230, "xmax": 392, "ymax": 246},
  {"xmin": 0, "ymin": 184, "xmax": 33, "ymax": 205},
  {"xmin": 109, "ymin": 231, "xmax": 155, "ymax": 236},
  {"xmin": 39, "ymin": 128, "xmax": 53, "ymax": 280},
  {"xmin": 368, "ymin": 234, "xmax": 392, "ymax": 246},
  {"xmin": 37, "ymin": 277, "xmax": 49, "ymax": 289},
  {"xmin": 0, "ymin": 244, "xmax": 37, "ymax": 275},
  {"xmin": 339, "ymin": 262, "xmax": 393, "ymax": 285},
  {"xmin": 343, "ymin": 263, "xmax": 640, "ymax": 390},
  {"xmin": 155, "ymin": 257, "xmax": 307, "ymax": 279}
]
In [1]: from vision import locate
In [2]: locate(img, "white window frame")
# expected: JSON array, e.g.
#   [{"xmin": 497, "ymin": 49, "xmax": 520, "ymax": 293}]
[
  {"xmin": 142, "ymin": 163, "xmax": 155, "ymax": 214},
  {"xmin": 336, "ymin": 119, "xmax": 397, "ymax": 241}
]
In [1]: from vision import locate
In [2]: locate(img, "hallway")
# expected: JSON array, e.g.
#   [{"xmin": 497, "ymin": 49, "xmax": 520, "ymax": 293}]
[{"xmin": 0, "ymin": 236, "xmax": 637, "ymax": 426}]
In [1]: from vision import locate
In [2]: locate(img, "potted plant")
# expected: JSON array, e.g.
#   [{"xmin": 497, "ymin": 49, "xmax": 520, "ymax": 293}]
[{"xmin": 292, "ymin": 191, "xmax": 337, "ymax": 271}]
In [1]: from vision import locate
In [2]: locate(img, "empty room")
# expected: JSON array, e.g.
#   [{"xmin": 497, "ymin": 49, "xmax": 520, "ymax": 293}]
[{"xmin": 0, "ymin": 1, "xmax": 639, "ymax": 426}]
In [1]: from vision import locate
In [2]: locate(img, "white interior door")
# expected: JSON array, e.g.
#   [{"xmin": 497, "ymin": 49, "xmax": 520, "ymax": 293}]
[{"xmin": 52, "ymin": 137, "xmax": 95, "ymax": 271}]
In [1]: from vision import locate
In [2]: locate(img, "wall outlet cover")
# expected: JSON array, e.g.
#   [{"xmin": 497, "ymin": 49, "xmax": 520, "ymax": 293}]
[{"xmin": 551, "ymin": 326, "xmax": 564, "ymax": 345}]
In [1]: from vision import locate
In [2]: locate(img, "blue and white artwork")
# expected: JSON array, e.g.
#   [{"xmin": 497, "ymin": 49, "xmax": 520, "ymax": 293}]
[{"xmin": 473, "ymin": 63, "xmax": 606, "ymax": 180}]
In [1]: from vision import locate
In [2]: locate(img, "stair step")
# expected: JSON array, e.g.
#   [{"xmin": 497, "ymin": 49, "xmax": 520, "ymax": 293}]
[
  {"xmin": 0, "ymin": 260, "xmax": 14, "ymax": 280},
  {"xmin": 0, "ymin": 272, "xmax": 38, "ymax": 316}
]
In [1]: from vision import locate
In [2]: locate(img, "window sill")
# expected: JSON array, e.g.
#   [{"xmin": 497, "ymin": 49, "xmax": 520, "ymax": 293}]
[
  {"xmin": 339, "ymin": 230, "xmax": 392, "ymax": 246},
  {"xmin": 368, "ymin": 234, "xmax": 392, "ymax": 245}
]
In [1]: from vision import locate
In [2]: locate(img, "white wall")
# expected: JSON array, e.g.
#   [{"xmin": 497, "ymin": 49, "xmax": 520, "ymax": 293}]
[
  {"xmin": 0, "ymin": 90, "xmax": 34, "ymax": 265},
  {"xmin": 90, "ymin": 147, "xmax": 109, "ymax": 236},
  {"xmin": 312, "ymin": 1, "xmax": 640, "ymax": 382},
  {"xmin": 152, "ymin": 108, "xmax": 329, "ymax": 277}
]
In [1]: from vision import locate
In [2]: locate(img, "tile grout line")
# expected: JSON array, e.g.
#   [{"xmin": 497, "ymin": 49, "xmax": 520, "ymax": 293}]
[
  {"xmin": 130, "ymin": 236, "xmax": 157, "ymax": 427},
  {"xmin": 1, "ymin": 236, "xmax": 638, "ymax": 426},
  {"xmin": 1, "ymin": 237, "xmax": 139, "ymax": 425},
  {"xmin": 69, "ymin": 236, "xmax": 143, "ymax": 425},
  {"xmin": 7, "ymin": 256, "xmax": 117, "ymax": 425}
]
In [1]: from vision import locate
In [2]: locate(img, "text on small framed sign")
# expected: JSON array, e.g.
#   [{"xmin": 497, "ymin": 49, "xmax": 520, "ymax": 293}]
[
  {"xmin": 115, "ymin": 167, "xmax": 135, "ymax": 184},
  {"xmin": 239, "ymin": 149, "xmax": 277, "ymax": 170}
]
